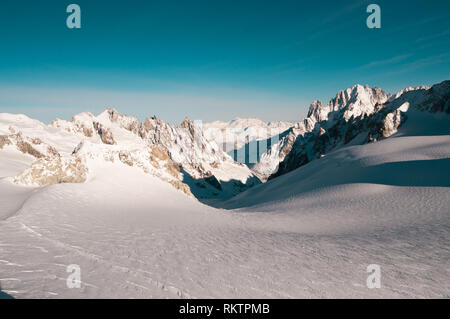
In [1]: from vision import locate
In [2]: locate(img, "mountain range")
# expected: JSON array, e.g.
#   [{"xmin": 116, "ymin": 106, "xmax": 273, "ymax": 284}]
[
  {"xmin": 1, "ymin": 80, "xmax": 448, "ymax": 198},
  {"xmin": 0, "ymin": 80, "xmax": 449, "ymax": 298}
]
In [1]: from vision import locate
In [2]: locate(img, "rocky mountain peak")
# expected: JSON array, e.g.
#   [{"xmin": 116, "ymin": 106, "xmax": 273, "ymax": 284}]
[
  {"xmin": 104, "ymin": 107, "xmax": 120, "ymax": 122},
  {"xmin": 307, "ymin": 100, "xmax": 326, "ymax": 123},
  {"xmin": 180, "ymin": 116, "xmax": 194, "ymax": 129},
  {"xmin": 253, "ymin": 80, "xmax": 449, "ymax": 180}
]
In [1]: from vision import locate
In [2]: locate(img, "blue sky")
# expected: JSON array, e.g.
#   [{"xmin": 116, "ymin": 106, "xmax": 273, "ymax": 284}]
[{"xmin": 0, "ymin": 0, "xmax": 449, "ymax": 123}]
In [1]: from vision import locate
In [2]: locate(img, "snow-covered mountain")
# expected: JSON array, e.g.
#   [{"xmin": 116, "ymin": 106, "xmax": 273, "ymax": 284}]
[
  {"xmin": 203, "ymin": 118, "xmax": 292, "ymax": 159},
  {"xmin": 252, "ymin": 80, "xmax": 450, "ymax": 180},
  {"xmin": 0, "ymin": 81, "xmax": 449, "ymax": 299},
  {"xmin": 0, "ymin": 108, "xmax": 260, "ymax": 200}
]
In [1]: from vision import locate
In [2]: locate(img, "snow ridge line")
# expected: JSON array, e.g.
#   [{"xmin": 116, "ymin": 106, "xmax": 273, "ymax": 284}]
[{"xmin": 0, "ymin": 183, "xmax": 41, "ymax": 222}]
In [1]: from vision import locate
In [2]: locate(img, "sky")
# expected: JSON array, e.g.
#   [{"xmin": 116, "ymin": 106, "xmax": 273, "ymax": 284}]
[{"xmin": 0, "ymin": 0, "xmax": 449, "ymax": 124}]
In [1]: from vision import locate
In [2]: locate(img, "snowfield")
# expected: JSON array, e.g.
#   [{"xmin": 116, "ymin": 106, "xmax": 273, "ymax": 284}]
[
  {"xmin": 1, "ymin": 129, "xmax": 449, "ymax": 298},
  {"xmin": 0, "ymin": 81, "xmax": 449, "ymax": 299}
]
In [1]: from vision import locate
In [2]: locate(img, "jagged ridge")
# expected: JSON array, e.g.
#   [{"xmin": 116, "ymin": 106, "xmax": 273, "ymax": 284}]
[{"xmin": 253, "ymin": 80, "xmax": 450, "ymax": 180}]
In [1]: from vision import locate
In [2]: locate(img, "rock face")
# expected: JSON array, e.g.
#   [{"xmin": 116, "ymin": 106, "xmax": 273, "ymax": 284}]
[
  {"xmin": 253, "ymin": 80, "xmax": 450, "ymax": 180},
  {"xmin": 0, "ymin": 130, "xmax": 86, "ymax": 186},
  {"xmin": 93, "ymin": 122, "xmax": 115, "ymax": 145},
  {"xmin": 15, "ymin": 155, "xmax": 88, "ymax": 186},
  {"xmin": 2, "ymin": 81, "xmax": 447, "ymax": 197},
  {"xmin": 51, "ymin": 112, "xmax": 96, "ymax": 138},
  {"xmin": 252, "ymin": 85, "xmax": 388, "ymax": 180},
  {"xmin": 51, "ymin": 111, "xmax": 116, "ymax": 145},
  {"xmin": 4, "ymin": 108, "xmax": 259, "ymax": 200},
  {"xmin": 0, "ymin": 132, "xmax": 59, "ymax": 158},
  {"xmin": 67, "ymin": 140, "xmax": 195, "ymax": 197},
  {"xmin": 0, "ymin": 135, "xmax": 11, "ymax": 149},
  {"xmin": 135, "ymin": 115, "xmax": 261, "ymax": 199}
]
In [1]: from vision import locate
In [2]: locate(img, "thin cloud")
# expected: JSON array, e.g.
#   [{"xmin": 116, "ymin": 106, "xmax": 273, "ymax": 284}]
[
  {"xmin": 415, "ymin": 30, "xmax": 450, "ymax": 43},
  {"xmin": 383, "ymin": 53, "xmax": 450, "ymax": 76},
  {"xmin": 321, "ymin": 0, "xmax": 370, "ymax": 25},
  {"xmin": 358, "ymin": 54, "xmax": 413, "ymax": 69},
  {"xmin": 283, "ymin": 0, "xmax": 370, "ymax": 49},
  {"xmin": 388, "ymin": 15, "xmax": 447, "ymax": 34}
]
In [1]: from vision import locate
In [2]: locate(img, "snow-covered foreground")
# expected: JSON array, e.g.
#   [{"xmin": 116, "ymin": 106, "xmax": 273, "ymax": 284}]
[{"xmin": 1, "ymin": 132, "xmax": 449, "ymax": 298}]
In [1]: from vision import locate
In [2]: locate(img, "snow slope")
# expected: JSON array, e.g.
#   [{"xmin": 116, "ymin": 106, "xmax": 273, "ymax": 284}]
[
  {"xmin": 0, "ymin": 81, "xmax": 449, "ymax": 299},
  {"xmin": 252, "ymin": 81, "xmax": 450, "ymax": 180},
  {"xmin": 0, "ymin": 128, "xmax": 449, "ymax": 298},
  {"xmin": 0, "ymin": 109, "xmax": 259, "ymax": 200},
  {"xmin": 223, "ymin": 135, "xmax": 450, "ymax": 209},
  {"xmin": 0, "ymin": 149, "xmax": 36, "ymax": 220}
]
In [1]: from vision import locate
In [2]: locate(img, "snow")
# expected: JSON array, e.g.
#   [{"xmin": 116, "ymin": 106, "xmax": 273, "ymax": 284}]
[
  {"xmin": 1, "ymin": 108, "xmax": 259, "ymax": 199},
  {"xmin": 223, "ymin": 135, "xmax": 450, "ymax": 209},
  {"xmin": 0, "ymin": 149, "xmax": 36, "ymax": 220},
  {"xmin": 1, "ymin": 130, "xmax": 449, "ymax": 298},
  {"xmin": 0, "ymin": 113, "xmax": 82, "ymax": 155},
  {"xmin": 0, "ymin": 148, "xmax": 34, "ymax": 179},
  {"xmin": 0, "ymin": 81, "xmax": 449, "ymax": 298},
  {"xmin": 252, "ymin": 81, "xmax": 449, "ymax": 180},
  {"xmin": 203, "ymin": 117, "xmax": 292, "ymax": 157}
]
